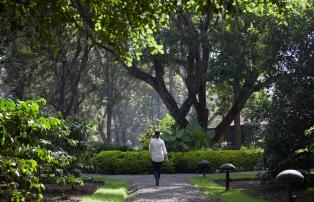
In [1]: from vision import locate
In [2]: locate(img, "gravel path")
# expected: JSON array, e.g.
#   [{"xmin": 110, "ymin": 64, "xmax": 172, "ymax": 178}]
[{"xmin": 100, "ymin": 174, "xmax": 209, "ymax": 202}]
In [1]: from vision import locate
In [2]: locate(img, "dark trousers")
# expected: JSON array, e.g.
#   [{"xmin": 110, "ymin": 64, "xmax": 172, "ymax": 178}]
[{"xmin": 152, "ymin": 161, "xmax": 163, "ymax": 183}]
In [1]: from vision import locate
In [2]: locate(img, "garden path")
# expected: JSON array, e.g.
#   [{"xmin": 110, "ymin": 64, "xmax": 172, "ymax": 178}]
[{"xmin": 100, "ymin": 174, "xmax": 210, "ymax": 202}]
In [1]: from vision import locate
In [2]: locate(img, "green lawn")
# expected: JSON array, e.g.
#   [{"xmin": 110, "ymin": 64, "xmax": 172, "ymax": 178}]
[
  {"xmin": 187, "ymin": 172, "xmax": 266, "ymax": 202},
  {"xmin": 81, "ymin": 177, "xmax": 128, "ymax": 202}
]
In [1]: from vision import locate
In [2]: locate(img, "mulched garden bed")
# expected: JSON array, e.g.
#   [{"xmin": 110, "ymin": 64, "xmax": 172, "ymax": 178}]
[
  {"xmin": 43, "ymin": 182, "xmax": 103, "ymax": 202},
  {"xmin": 215, "ymin": 180, "xmax": 314, "ymax": 202}
]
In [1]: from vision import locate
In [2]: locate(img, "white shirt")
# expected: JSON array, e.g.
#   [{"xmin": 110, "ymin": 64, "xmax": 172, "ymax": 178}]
[{"xmin": 149, "ymin": 138, "xmax": 167, "ymax": 162}]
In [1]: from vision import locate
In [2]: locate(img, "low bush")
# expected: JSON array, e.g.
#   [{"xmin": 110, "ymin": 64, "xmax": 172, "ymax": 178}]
[
  {"xmin": 170, "ymin": 149, "xmax": 262, "ymax": 173},
  {"xmin": 0, "ymin": 99, "xmax": 82, "ymax": 201},
  {"xmin": 92, "ymin": 150, "xmax": 174, "ymax": 174},
  {"xmin": 91, "ymin": 149, "xmax": 262, "ymax": 174}
]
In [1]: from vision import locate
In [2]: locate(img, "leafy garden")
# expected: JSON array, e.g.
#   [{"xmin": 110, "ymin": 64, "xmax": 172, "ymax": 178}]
[
  {"xmin": 0, "ymin": 99, "xmax": 82, "ymax": 201},
  {"xmin": 0, "ymin": 0, "xmax": 313, "ymax": 201}
]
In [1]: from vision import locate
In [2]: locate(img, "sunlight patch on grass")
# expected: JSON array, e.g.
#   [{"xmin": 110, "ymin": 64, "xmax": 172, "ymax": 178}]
[
  {"xmin": 81, "ymin": 177, "xmax": 127, "ymax": 202},
  {"xmin": 188, "ymin": 173, "xmax": 266, "ymax": 202}
]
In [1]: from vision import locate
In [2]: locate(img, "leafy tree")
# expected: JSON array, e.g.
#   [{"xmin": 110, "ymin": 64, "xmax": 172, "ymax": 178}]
[
  {"xmin": 0, "ymin": 0, "xmax": 175, "ymax": 62},
  {"xmin": 0, "ymin": 99, "xmax": 82, "ymax": 201},
  {"xmin": 0, "ymin": 0, "xmax": 311, "ymax": 148},
  {"xmin": 206, "ymin": 12, "xmax": 278, "ymax": 148},
  {"xmin": 241, "ymin": 91, "xmax": 271, "ymax": 146},
  {"xmin": 0, "ymin": 23, "xmax": 94, "ymax": 118},
  {"xmin": 125, "ymin": 0, "xmax": 309, "ymax": 144},
  {"xmin": 260, "ymin": 5, "xmax": 314, "ymax": 179}
]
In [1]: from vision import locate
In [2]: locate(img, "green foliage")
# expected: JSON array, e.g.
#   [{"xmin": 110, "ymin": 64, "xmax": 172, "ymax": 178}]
[
  {"xmin": 261, "ymin": 5, "xmax": 314, "ymax": 181},
  {"xmin": 0, "ymin": 99, "xmax": 82, "ymax": 201},
  {"xmin": 170, "ymin": 149, "xmax": 262, "ymax": 173},
  {"xmin": 140, "ymin": 114, "xmax": 213, "ymax": 152},
  {"xmin": 91, "ymin": 150, "xmax": 173, "ymax": 174},
  {"xmin": 88, "ymin": 142, "xmax": 134, "ymax": 153},
  {"xmin": 305, "ymin": 126, "xmax": 314, "ymax": 154},
  {"xmin": 61, "ymin": 117, "xmax": 96, "ymax": 171},
  {"xmin": 0, "ymin": 0, "xmax": 177, "ymax": 65},
  {"xmin": 164, "ymin": 119, "xmax": 214, "ymax": 152},
  {"xmin": 80, "ymin": 143, "xmax": 134, "ymax": 173},
  {"xmin": 241, "ymin": 91, "xmax": 271, "ymax": 147},
  {"xmin": 91, "ymin": 149, "xmax": 262, "ymax": 174},
  {"xmin": 66, "ymin": 117, "xmax": 95, "ymax": 142}
]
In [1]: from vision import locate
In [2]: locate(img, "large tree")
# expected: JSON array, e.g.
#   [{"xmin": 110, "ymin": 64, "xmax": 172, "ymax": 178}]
[
  {"xmin": 207, "ymin": 14, "xmax": 279, "ymax": 147},
  {"xmin": 262, "ymin": 5, "xmax": 314, "ymax": 177},
  {"xmin": 0, "ymin": 0, "xmax": 309, "ymax": 144},
  {"xmin": 125, "ymin": 1, "xmax": 303, "ymax": 143}
]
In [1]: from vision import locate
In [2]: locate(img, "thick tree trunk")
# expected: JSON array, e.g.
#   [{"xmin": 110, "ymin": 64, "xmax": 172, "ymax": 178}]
[
  {"xmin": 194, "ymin": 82, "xmax": 209, "ymax": 129},
  {"xmin": 213, "ymin": 71, "xmax": 262, "ymax": 142},
  {"xmin": 72, "ymin": 93, "xmax": 81, "ymax": 115},
  {"xmin": 98, "ymin": 113, "xmax": 107, "ymax": 142},
  {"xmin": 155, "ymin": 80, "xmax": 190, "ymax": 128},
  {"xmin": 232, "ymin": 81, "xmax": 241, "ymax": 150},
  {"xmin": 10, "ymin": 40, "xmax": 25, "ymax": 99},
  {"xmin": 14, "ymin": 82, "xmax": 25, "ymax": 100},
  {"xmin": 114, "ymin": 121, "xmax": 120, "ymax": 144},
  {"xmin": 183, "ymin": 13, "xmax": 210, "ymax": 131},
  {"xmin": 116, "ymin": 113, "xmax": 127, "ymax": 145},
  {"xmin": 168, "ymin": 65, "xmax": 175, "ymax": 96},
  {"xmin": 154, "ymin": 92, "xmax": 163, "ymax": 118},
  {"xmin": 64, "ymin": 44, "xmax": 90, "ymax": 117},
  {"xmin": 106, "ymin": 104, "xmax": 113, "ymax": 143},
  {"xmin": 121, "ymin": 128, "xmax": 127, "ymax": 145},
  {"xmin": 58, "ymin": 60, "xmax": 67, "ymax": 116},
  {"xmin": 214, "ymin": 88, "xmax": 252, "ymax": 142}
]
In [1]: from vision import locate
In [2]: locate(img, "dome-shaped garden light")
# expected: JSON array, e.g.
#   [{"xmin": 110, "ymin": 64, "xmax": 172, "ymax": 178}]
[
  {"xmin": 219, "ymin": 163, "xmax": 236, "ymax": 191},
  {"xmin": 276, "ymin": 169, "xmax": 304, "ymax": 202},
  {"xmin": 198, "ymin": 160, "xmax": 210, "ymax": 177}
]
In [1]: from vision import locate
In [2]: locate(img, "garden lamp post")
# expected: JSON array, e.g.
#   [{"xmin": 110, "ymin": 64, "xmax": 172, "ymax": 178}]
[
  {"xmin": 198, "ymin": 160, "xmax": 210, "ymax": 177},
  {"xmin": 276, "ymin": 169, "xmax": 304, "ymax": 202},
  {"xmin": 220, "ymin": 163, "xmax": 236, "ymax": 191}
]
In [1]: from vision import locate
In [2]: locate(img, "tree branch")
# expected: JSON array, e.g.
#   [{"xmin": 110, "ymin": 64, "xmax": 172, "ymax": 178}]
[
  {"xmin": 213, "ymin": 70, "xmax": 265, "ymax": 142},
  {"xmin": 127, "ymin": 62, "xmax": 157, "ymax": 88}
]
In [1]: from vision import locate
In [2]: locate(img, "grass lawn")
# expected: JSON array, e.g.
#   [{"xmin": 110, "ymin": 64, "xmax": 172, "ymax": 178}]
[
  {"xmin": 81, "ymin": 176, "xmax": 128, "ymax": 202},
  {"xmin": 187, "ymin": 172, "xmax": 266, "ymax": 202}
]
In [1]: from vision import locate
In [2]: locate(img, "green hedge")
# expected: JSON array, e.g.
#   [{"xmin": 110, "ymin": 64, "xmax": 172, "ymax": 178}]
[{"xmin": 91, "ymin": 149, "xmax": 262, "ymax": 174}]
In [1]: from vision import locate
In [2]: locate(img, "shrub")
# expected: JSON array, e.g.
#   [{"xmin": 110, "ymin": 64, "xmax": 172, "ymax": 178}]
[
  {"xmin": 0, "ymin": 99, "xmax": 82, "ymax": 201},
  {"xmin": 91, "ymin": 149, "xmax": 262, "ymax": 174},
  {"xmin": 92, "ymin": 151, "xmax": 152, "ymax": 174}
]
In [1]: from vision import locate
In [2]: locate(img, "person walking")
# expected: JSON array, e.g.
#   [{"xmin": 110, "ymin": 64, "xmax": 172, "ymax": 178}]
[{"xmin": 149, "ymin": 130, "xmax": 168, "ymax": 186}]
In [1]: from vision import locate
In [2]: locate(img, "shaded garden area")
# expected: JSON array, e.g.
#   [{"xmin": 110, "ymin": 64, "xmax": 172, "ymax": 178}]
[{"xmin": 0, "ymin": 0, "xmax": 314, "ymax": 201}]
